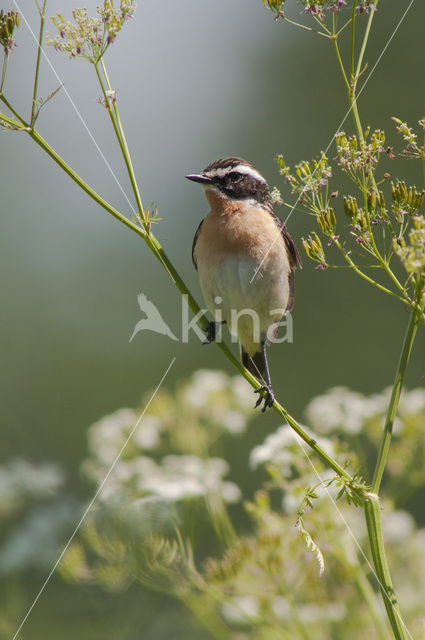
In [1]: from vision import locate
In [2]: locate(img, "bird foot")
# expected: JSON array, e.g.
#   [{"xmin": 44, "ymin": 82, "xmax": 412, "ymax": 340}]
[
  {"xmin": 254, "ymin": 384, "xmax": 275, "ymax": 413},
  {"xmin": 202, "ymin": 321, "xmax": 224, "ymax": 345}
]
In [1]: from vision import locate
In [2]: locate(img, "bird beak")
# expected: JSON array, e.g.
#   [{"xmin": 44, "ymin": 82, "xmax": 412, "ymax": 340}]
[{"xmin": 185, "ymin": 173, "xmax": 213, "ymax": 185}]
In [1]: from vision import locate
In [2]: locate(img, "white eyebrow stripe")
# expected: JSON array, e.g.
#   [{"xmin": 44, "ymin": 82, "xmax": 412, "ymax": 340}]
[{"xmin": 204, "ymin": 164, "xmax": 266, "ymax": 183}]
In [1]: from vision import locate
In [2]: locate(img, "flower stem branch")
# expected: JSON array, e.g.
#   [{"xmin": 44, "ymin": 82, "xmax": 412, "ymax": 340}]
[
  {"xmin": 337, "ymin": 7, "xmax": 417, "ymax": 638},
  {"xmin": 364, "ymin": 495, "xmax": 409, "ymax": 640},
  {"xmin": 354, "ymin": 560, "xmax": 389, "ymax": 640},
  {"xmin": 29, "ymin": 125, "xmax": 147, "ymax": 238},
  {"xmin": 333, "ymin": 238, "xmax": 405, "ymax": 304},
  {"xmin": 355, "ymin": 0, "xmax": 379, "ymax": 82},
  {"xmin": 332, "ymin": 35, "xmax": 350, "ymax": 91},
  {"xmin": 99, "ymin": 58, "xmax": 147, "ymax": 227},
  {"xmin": 0, "ymin": 51, "xmax": 8, "ymax": 93},
  {"xmin": 278, "ymin": 13, "xmax": 331, "ymax": 38},
  {"xmin": 31, "ymin": 0, "xmax": 47, "ymax": 125},
  {"xmin": 371, "ymin": 291, "xmax": 425, "ymax": 494}
]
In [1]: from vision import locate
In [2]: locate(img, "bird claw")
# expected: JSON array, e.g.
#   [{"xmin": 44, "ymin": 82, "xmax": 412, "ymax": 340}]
[
  {"xmin": 254, "ymin": 385, "xmax": 275, "ymax": 413},
  {"xmin": 202, "ymin": 322, "xmax": 217, "ymax": 345},
  {"xmin": 203, "ymin": 321, "xmax": 225, "ymax": 345}
]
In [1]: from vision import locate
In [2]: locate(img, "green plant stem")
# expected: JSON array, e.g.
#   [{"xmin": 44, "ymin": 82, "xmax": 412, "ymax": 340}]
[
  {"xmin": 344, "ymin": 37, "xmax": 407, "ymax": 303},
  {"xmin": 354, "ymin": 562, "xmax": 389, "ymax": 640},
  {"xmin": 422, "ymin": 129, "xmax": 425, "ymax": 188},
  {"xmin": 0, "ymin": 52, "xmax": 8, "ymax": 94},
  {"xmin": 364, "ymin": 495, "xmax": 409, "ymax": 640},
  {"xmin": 280, "ymin": 15, "xmax": 330, "ymax": 38},
  {"xmin": 206, "ymin": 495, "xmax": 238, "ymax": 547},
  {"xmin": 335, "ymin": 18, "xmax": 353, "ymax": 39},
  {"xmin": 340, "ymin": 7, "xmax": 415, "ymax": 639},
  {"xmin": 349, "ymin": 1, "xmax": 357, "ymax": 83},
  {"xmin": 0, "ymin": 94, "xmax": 27, "ymax": 125},
  {"xmin": 371, "ymin": 296, "xmax": 424, "ymax": 493},
  {"xmin": 355, "ymin": 0, "xmax": 379, "ymax": 82},
  {"xmin": 94, "ymin": 62, "xmax": 147, "ymax": 228},
  {"xmin": 31, "ymin": 0, "xmax": 47, "ymax": 125},
  {"xmin": 334, "ymin": 239, "xmax": 405, "ymax": 304},
  {"xmin": 182, "ymin": 593, "xmax": 232, "ymax": 640},
  {"xmin": 29, "ymin": 126, "xmax": 147, "ymax": 238},
  {"xmin": 332, "ymin": 35, "xmax": 350, "ymax": 91},
  {"xmin": 99, "ymin": 59, "xmax": 147, "ymax": 226},
  {"xmin": 0, "ymin": 109, "xmax": 26, "ymax": 129}
]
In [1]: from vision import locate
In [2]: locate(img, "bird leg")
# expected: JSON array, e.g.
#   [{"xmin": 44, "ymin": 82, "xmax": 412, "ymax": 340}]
[
  {"xmin": 203, "ymin": 321, "xmax": 226, "ymax": 345},
  {"xmin": 253, "ymin": 341, "xmax": 275, "ymax": 412}
]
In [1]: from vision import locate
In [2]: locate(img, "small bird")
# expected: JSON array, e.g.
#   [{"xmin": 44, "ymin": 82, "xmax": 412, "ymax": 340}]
[{"xmin": 187, "ymin": 156, "xmax": 301, "ymax": 411}]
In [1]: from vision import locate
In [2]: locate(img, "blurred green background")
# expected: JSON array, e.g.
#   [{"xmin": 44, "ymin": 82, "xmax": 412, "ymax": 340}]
[{"xmin": 1, "ymin": 0, "xmax": 425, "ymax": 638}]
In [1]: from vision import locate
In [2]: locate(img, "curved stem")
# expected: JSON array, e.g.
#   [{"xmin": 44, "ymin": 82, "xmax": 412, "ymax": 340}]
[
  {"xmin": 364, "ymin": 496, "xmax": 409, "ymax": 640},
  {"xmin": 94, "ymin": 61, "xmax": 147, "ymax": 227},
  {"xmin": 334, "ymin": 239, "xmax": 406, "ymax": 304},
  {"xmin": 0, "ymin": 52, "xmax": 8, "ymax": 93},
  {"xmin": 334, "ymin": 7, "xmax": 418, "ymax": 638},
  {"xmin": 31, "ymin": 0, "xmax": 47, "ymax": 124},
  {"xmin": 29, "ymin": 127, "xmax": 147, "ymax": 239},
  {"xmin": 332, "ymin": 36, "xmax": 350, "ymax": 91},
  {"xmin": 0, "ymin": 108, "xmax": 27, "ymax": 129},
  {"xmin": 372, "ymin": 295, "xmax": 424, "ymax": 493},
  {"xmin": 100, "ymin": 59, "xmax": 146, "ymax": 223},
  {"xmin": 354, "ymin": 561, "xmax": 389, "ymax": 640},
  {"xmin": 349, "ymin": 1, "xmax": 357, "ymax": 83},
  {"xmin": 280, "ymin": 15, "xmax": 330, "ymax": 38},
  {"xmin": 355, "ymin": 0, "xmax": 379, "ymax": 82},
  {"xmin": 0, "ymin": 94, "xmax": 27, "ymax": 125}
]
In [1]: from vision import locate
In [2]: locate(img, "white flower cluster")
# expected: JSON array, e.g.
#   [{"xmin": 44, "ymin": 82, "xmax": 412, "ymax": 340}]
[
  {"xmin": 82, "ymin": 370, "xmax": 250, "ymax": 506},
  {"xmin": 250, "ymin": 423, "xmax": 335, "ymax": 473},
  {"xmin": 0, "ymin": 458, "xmax": 63, "ymax": 517},
  {"xmin": 87, "ymin": 452, "xmax": 240, "ymax": 504},
  {"xmin": 182, "ymin": 369, "xmax": 253, "ymax": 434},
  {"xmin": 305, "ymin": 386, "xmax": 425, "ymax": 435},
  {"xmin": 129, "ymin": 455, "xmax": 241, "ymax": 503}
]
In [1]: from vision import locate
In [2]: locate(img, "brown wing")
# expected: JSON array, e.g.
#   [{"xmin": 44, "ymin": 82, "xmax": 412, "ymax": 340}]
[
  {"xmin": 270, "ymin": 212, "xmax": 302, "ymax": 313},
  {"xmin": 271, "ymin": 212, "xmax": 302, "ymax": 270},
  {"xmin": 191, "ymin": 218, "xmax": 204, "ymax": 270}
]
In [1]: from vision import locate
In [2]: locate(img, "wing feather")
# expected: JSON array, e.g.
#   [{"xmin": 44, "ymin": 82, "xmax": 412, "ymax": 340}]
[
  {"xmin": 270, "ymin": 212, "xmax": 301, "ymax": 313},
  {"xmin": 191, "ymin": 218, "xmax": 204, "ymax": 270}
]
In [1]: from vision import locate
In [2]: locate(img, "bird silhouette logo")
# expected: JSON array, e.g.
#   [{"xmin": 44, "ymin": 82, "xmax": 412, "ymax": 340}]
[{"xmin": 129, "ymin": 294, "xmax": 178, "ymax": 343}]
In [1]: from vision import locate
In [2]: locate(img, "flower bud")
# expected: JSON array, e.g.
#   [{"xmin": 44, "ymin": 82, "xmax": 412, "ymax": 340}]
[
  {"xmin": 317, "ymin": 207, "xmax": 336, "ymax": 236},
  {"xmin": 0, "ymin": 10, "xmax": 19, "ymax": 51},
  {"xmin": 344, "ymin": 195, "xmax": 358, "ymax": 220},
  {"xmin": 302, "ymin": 232, "xmax": 327, "ymax": 268}
]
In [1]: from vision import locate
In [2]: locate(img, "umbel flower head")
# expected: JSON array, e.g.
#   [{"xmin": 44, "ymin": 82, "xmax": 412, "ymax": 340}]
[
  {"xmin": 47, "ymin": 0, "xmax": 136, "ymax": 62},
  {"xmin": 0, "ymin": 9, "xmax": 20, "ymax": 55},
  {"xmin": 394, "ymin": 216, "xmax": 425, "ymax": 277}
]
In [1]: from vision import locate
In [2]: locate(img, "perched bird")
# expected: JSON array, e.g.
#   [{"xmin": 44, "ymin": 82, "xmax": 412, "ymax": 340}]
[{"xmin": 187, "ymin": 156, "xmax": 301, "ymax": 411}]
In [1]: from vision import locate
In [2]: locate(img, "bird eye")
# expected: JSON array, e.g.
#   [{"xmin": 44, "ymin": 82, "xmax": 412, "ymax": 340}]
[{"xmin": 229, "ymin": 172, "xmax": 243, "ymax": 183}]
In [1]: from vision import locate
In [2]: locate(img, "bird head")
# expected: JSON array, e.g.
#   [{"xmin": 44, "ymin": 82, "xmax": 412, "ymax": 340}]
[{"xmin": 186, "ymin": 156, "xmax": 271, "ymax": 208}]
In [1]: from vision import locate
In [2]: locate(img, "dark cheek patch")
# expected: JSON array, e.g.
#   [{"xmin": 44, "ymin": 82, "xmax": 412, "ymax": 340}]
[{"xmin": 215, "ymin": 174, "xmax": 270, "ymax": 204}]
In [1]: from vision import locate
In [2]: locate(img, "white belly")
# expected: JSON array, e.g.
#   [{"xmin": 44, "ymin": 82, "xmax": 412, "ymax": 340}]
[{"xmin": 197, "ymin": 254, "xmax": 290, "ymax": 355}]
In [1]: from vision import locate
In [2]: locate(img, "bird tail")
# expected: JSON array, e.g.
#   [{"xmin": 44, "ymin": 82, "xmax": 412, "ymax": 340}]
[{"xmin": 241, "ymin": 348, "xmax": 267, "ymax": 383}]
